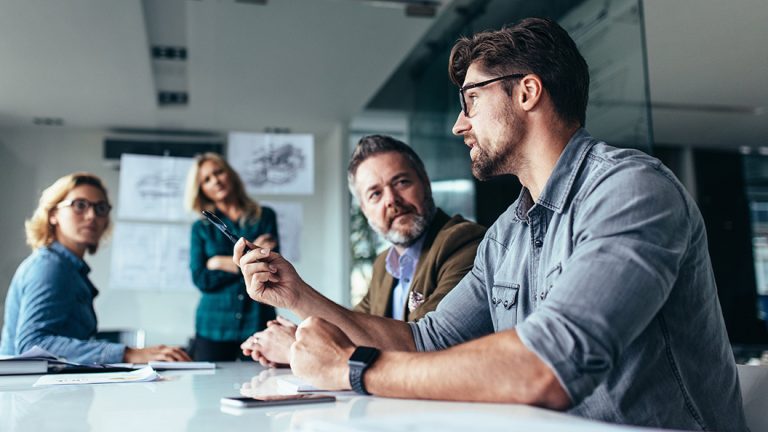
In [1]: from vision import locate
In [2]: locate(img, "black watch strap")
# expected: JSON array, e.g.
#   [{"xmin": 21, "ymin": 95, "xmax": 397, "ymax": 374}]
[
  {"xmin": 348, "ymin": 346, "xmax": 380, "ymax": 395},
  {"xmin": 349, "ymin": 363, "xmax": 369, "ymax": 395}
]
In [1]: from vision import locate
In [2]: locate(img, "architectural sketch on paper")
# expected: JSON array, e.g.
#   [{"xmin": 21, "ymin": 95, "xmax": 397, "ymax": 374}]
[
  {"xmin": 228, "ymin": 132, "xmax": 314, "ymax": 195},
  {"xmin": 246, "ymin": 143, "xmax": 306, "ymax": 187}
]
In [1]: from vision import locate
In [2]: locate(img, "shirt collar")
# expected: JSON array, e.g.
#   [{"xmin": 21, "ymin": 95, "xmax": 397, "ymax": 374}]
[
  {"xmin": 49, "ymin": 241, "xmax": 91, "ymax": 276},
  {"xmin": 385, "ymin": 233, "xmax": 427, "ymax": 280},
  {"xmin": 513, "ymin": 128, "xmax": 596, "ymax": 217}
]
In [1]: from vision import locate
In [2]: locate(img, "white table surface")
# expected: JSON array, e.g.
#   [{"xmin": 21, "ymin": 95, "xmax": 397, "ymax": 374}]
[{"xmin": 0, "ymin": 362, "xmax": 657, "ymax": 432}]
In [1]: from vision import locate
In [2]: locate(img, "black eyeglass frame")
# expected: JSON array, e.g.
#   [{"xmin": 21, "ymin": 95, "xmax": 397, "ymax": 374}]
[
  {"xmin": 57, "ymin": 198, "xmax": 112, "ymax": 217},
  {"xmin": 459, "ymin": 73, "xmax": 526, "ymax": 117}
]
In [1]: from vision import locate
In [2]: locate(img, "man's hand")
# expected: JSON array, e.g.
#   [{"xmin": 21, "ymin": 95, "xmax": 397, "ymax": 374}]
[
  {"xmin": 253, "ymin": 233, "xmax": 278, "ymax": 250},
  {"xmin": 290, "ymin": 317, "xmax": 355, "ymax": 391},
  {"xmin": 240, "ymin": 316, "xmax": 297, "ymax": 367},
  {"xmin": 123, "ymin": 345, "xmax": 191, "ymax": 363},
  {"xmin": 233, "ymin": 238, "xmax": 308, "ymax": 310}
]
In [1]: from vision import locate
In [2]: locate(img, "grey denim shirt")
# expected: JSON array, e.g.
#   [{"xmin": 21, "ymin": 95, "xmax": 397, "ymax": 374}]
[{"xmin": 410, "ymin": 129, "xmax": 747, "ymax": 431}]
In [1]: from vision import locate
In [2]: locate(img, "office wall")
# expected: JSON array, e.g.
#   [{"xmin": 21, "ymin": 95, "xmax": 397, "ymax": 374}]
[{"xmin": 0, "ymin": 125, "xmax": 349, "ymax": 346}]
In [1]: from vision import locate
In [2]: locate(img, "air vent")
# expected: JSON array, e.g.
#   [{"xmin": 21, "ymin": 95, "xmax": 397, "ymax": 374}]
[
  {"xmin": 142, "ymin": 0, "xmax": 189, "ymax": 108},
  {"xmin": 158, "ymin": 91, "xmax": 189, "ymax": 106},
  {"xmin": 151, "ymin": 46, "xmax": 188, "ymax": 61},
  {"xmin": 406, "ymin": 3, "xmax": 438, "ymax": 17},
  {"xmin": 103, "ymin": 130, "xmax": 224, "ymax": 164},
  {"xmin": 33, "ymin": 117, "xmax": 64, "ymax": 126}
]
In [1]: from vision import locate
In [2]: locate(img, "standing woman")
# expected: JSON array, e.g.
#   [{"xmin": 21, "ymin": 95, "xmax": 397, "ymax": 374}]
[
  {"xmin": 185, "ymin": 153, "xmax": 278, "ymax": 361},
  {"xmin": 0, "ymin": 172, "xmax": 190, "ymax": 364}
]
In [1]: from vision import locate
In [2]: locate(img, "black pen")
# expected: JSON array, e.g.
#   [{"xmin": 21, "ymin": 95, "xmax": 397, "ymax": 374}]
[{"xmin": 201, "ymin": 210, "xmax": 251, "ymax": 253}]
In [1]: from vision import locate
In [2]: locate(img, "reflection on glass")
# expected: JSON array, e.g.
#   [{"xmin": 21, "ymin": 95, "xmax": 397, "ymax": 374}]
[
  {"xmin": 744, "ymin": 155, "xmax": 768, "ymax": 331},
  {"xmin": 561, "ymin": 0, "xmax": 653, "ymax": 152}
]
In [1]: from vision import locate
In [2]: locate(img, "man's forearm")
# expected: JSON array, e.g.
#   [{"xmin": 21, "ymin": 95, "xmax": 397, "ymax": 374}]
[
  {"xmin": 293, "ymin": 287, "xmax": 416, "ymax": 352},
  {"xmin": 362, "ymin": 330, "xmax": 571, "ymax": 409}
]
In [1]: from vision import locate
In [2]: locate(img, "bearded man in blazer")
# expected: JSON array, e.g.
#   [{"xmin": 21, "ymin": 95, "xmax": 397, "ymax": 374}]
[{"xmin": 241, "ymin": 134, "xmax": 485, "ymax": 366}]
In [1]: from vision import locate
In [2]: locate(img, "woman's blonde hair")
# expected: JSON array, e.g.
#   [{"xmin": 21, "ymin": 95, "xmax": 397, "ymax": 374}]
[
  {"xmin": 184, "ymin": 153, "xmax": 261, "ymax": 223},
  {"xmin": 25, "ymin": 172, "xmax": 112, "ymax": 253}
]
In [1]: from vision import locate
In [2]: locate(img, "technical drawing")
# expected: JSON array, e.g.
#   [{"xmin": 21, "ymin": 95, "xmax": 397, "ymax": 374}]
[
  {"xmin": 245, "ymin": 143, "xmax": 306, "ymax": 187},
  {"xmin": 136, "ymin": 173, "xmax": 184, "ymax": 198}
]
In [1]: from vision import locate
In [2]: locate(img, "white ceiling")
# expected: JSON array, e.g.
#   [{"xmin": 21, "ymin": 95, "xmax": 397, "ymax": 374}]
[
  {"xmin": 0, "ymin": 0, "xmax": 765, "ymax": 149},
  {"xmin": 0, "ymin": 0, "xmax": 445, "ymax": 136},
  {"xmin": 644, "ymin": 0, "xmax": 768, "ymax": 148}
]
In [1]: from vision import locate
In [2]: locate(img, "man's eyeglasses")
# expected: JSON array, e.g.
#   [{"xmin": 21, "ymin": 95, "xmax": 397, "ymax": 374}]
[
  {"xmin": 57, "ymin": 199, "xmax": 112, "ymax": 217},
  {"xmin": 459, "ymin": 73, "xmax": 526, "ymax": 117}
]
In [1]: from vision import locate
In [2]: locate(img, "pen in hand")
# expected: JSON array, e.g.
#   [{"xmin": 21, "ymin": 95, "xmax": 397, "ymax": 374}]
[{"xmin": 201, "ymin": 210, "xmax": 251, "ymax": 253}]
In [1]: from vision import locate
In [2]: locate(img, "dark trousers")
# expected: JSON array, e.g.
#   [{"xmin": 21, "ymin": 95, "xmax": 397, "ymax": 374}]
[{"xmin": 190, "ymin": 335, "xmax": 246, "ymax": 362}]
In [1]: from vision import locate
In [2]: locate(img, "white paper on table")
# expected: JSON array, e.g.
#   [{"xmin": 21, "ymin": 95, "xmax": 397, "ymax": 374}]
[
  {"xmin": 148, "ymin": 361, "xmax": 215, "ymax": 370},
  {"xmin": 0, "ymin": 346, "xmax": 59, "ymax": 361},
  {"xmin": 33, "ymin": 366, "xmax": 160, "ymax": 387},
  {"xmin": 276, "ymin": 375, "xmax": 323, "ymax": 393}
]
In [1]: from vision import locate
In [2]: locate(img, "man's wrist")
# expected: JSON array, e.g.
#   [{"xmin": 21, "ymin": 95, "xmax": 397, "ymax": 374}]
[
  {"xmin": 293, "ymin": 284, "xmax": 324, "ymax": 317},
  {"xmin": 348, "ymin": 346, "xmax": 381, "ymax": 395}
]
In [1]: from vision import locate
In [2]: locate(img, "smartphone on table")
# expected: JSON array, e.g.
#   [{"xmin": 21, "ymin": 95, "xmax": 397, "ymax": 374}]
[{"xmin": 220, "ymin": 394, "xmax": 336, "ymax": 408}]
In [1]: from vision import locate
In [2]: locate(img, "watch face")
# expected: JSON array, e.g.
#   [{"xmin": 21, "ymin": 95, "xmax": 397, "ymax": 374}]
[{"xmin": 349, "ymin": 346, "xmax": 380, "ymax": 366}]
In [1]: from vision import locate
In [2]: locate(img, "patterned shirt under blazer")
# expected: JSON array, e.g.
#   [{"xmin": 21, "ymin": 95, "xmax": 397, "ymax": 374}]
[{"xmin": 354, "ymin": 208, "xmax": 486, "ymax": 321}]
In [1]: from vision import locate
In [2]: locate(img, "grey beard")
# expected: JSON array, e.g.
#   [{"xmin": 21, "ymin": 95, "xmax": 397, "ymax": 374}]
[{"xmin": 370, "ymin": 199, "xmax": 436, "ymax": 248}]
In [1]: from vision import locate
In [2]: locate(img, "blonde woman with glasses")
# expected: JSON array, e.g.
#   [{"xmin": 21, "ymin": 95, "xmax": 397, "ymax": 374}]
[{"xmin": 0, "ymin": 172, "xmax": 190, "ymax": 364}]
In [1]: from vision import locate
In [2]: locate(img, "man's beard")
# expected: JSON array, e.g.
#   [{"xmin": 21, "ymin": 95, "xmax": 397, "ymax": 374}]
[
  {"xmin": 369, "ymin": 197, "xmax": 436, "ymax": 248},
  {"xmin": 471, "ymin": 104, "xmax": 526, "ymax": 180},
  {"xmin": 471, "ymin": 144, "xmax": 508, "ymax": 181}
]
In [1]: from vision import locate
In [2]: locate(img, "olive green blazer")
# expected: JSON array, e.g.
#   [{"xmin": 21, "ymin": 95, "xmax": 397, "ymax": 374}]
[{"xmin": 353, "ymin": 208, "xmax": 486, "ymax": 322}]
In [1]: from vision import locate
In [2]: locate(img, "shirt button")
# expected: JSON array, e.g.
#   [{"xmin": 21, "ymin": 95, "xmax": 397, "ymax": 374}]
[
  {"xmin": 238, "ymin": 294, "xmax": 244, "ymax": 301},
  {"xmin": 404, "ymin": 279, "xmax": 410, "ymax": 283},
  {"xmin": 534, "ymin": 239, "xmax": 543, "ymax": 248},
  {"xmin": 540, "ymin": 292, "xmax": 546, "ymax": 300},
  {"xmin": 235, "ymin": 313, "xmax": 243, "ymax": 320},
  {"xmin": 492, "ymin": 297, "xmax": 497, "ymax": 305}
]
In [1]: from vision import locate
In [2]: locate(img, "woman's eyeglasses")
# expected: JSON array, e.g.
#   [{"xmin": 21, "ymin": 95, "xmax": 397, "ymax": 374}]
[{"xmin": 57, "ymin": 199, "xmax": 112, "ymax": 217}]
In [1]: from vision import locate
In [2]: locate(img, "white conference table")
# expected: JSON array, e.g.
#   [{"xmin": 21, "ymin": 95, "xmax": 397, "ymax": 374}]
[{"xmin": 0, "ymin": 362, "xmax": 659, "ymax": 432}]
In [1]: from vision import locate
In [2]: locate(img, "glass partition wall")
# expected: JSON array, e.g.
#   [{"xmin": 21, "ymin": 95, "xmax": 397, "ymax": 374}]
[{"xmin": 348, "ymin": 0, "xmax": 654, "ymax": 305}]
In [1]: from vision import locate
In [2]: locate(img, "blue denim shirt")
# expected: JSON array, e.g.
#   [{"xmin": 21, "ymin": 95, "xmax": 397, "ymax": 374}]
[
  {"xmin": 0, "ymin": 242, "xmax": 125, "ymax": 364},
  {"xmin": 411, "ymin": 129, "xmax": 747, "ymax": 430}
]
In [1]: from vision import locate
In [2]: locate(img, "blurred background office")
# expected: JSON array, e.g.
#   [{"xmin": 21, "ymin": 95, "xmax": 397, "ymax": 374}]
[{"xmin": 0, "ymin": 0, "xmax": 766, "ymax": 353}]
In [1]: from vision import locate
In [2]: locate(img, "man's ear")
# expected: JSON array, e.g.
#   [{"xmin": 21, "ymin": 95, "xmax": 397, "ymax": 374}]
[
  {"xmin": 49, "ymin": 212, "xmax": 57, "ymax": 226},
  {"xmin": 518, "ymin": 74, "xmax": 544, "ymax": 112}
]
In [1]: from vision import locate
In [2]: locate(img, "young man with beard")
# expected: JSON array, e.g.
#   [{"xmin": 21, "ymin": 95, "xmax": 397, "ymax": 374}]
[
  {"xmin": 240, "ymin": 134, "xmax": 486, "ymax": 366},
  {"xmin": 234, "ymin": 18, "xmax": 746, "ymax": 430}
]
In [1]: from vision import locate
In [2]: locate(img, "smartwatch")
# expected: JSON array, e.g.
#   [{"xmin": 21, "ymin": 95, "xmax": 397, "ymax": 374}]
[{"xmin": 348, "ymin": 346, "xmax": 380, "ymax": 395}]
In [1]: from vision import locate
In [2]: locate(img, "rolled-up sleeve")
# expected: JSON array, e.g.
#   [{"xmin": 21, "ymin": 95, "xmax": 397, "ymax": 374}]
[{"xmin": 516, "ymin": 162, "xmax": 691, "ymax": 403}]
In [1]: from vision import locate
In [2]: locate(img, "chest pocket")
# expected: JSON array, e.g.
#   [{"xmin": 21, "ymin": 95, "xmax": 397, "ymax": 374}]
[
  {"xmin": 539, "ymin": 263, "xmax": 562, "ymax": 303},
  {"xmin": 491, "ymin": 282, "xmax": 520, "ymax": 330}
]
